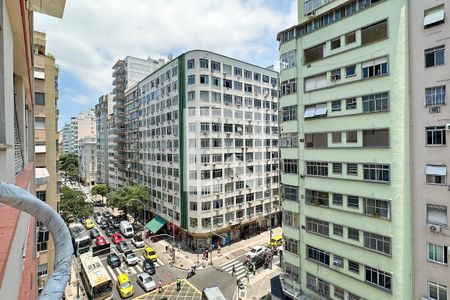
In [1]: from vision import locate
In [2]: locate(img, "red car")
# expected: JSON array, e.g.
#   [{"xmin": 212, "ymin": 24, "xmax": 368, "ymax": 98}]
[
  {"xmin": 111, "ymin": 233, "xmax": 123, "ymax": 244},
  {"xmin": 95, "ymin": 236, "xmax": 108, "ymax": 246}
]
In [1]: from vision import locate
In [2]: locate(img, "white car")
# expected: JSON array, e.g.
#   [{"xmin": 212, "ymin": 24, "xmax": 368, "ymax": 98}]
[
  {"xmin": 122, "ymin": 250, "xmax": 138, "ymax": 266},
  {"xmin": 137, "ymin": 272, "xmax": 156, "ymax": 292},
  {"xmin": 131, "ymin": 235, "xmax": 145, "ymax": 248},
  {"xmin": 246, "ymin": 246, "xmax": 268, "ymax": 259}
]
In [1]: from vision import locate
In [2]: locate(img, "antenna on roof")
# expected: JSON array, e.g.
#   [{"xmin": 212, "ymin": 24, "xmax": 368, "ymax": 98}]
[{"xmin": 168, "ymin": 53, "xmax": 173, "ymax": 61}]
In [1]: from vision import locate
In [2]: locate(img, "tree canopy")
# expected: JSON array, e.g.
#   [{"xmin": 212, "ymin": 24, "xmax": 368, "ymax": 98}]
[
  {"xmin": 91, "ymin": 184, "xmax": 108, "ymax": 199},
  {"xmin": 59, "ymin": 153, "xmax": 78, "ymax": 179},
  {"xmin": 59, "ymin": 186, "xmax": 93, "ymax": 223},
  {"xmin": 106, "ymin": 185, "xmax": 150, "ymax": 222}
]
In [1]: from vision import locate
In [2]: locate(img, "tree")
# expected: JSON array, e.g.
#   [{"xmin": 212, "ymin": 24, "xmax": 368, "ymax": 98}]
[
  {"xmin": 106, "ymin": 184, "xmax": 150, "ymax": 224},
  {"xmin": 59, "ymin": 186, "xmax": 93, "ymax": 223},
  {"xmin": 91, "ymin": 184, "xmax": 108, "ymax": 201},
  {"xmin": 59, "ymin": 153, "xmax": 78, "ymax": 181}
]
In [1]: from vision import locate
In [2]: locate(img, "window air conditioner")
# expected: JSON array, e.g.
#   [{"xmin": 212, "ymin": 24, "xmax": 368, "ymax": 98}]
[
  {"xmin": 331, "ymin": 75, "xmax": 340, "ymax": 81},
  {"xmin": 428, "ymin": 224, "xmax": 441, "ymax": 232},
  {"xmin": 333, "ymin": 258, "xmax": 343, "ymax": 268}
]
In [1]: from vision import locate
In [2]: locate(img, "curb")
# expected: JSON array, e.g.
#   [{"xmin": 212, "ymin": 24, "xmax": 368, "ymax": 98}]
[{"xmin": 169, "ymin": 262, "xmax": 212, "ymax": 271}]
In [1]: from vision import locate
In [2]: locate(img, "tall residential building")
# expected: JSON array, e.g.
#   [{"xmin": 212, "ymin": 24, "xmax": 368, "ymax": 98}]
[
  {"xmin": 95, "ymin": 93, "xmax": 114, "ymax": 184},
  {"xmin": 0, "ymin": 1, "xmax": 65, "ymax": 299},
  {"xmin": 62, "ymin": 109, "xmax": 96, "ymax": 154},
  {"xmin": 122, "ymin": 50, "xmax": 281, "ymax": 248},
  {"xmin": 79, "ymin": 137, "xmax": 97, "ymax": 187},
  {"xmin": 278, "ymin": 1, "xmax": 411, "ymax": 299},
  {"xmin": 410, "ymin": 1, "xmax": 449, "ymax": 299},
  {"xmin": 33, "ymin": 30, "xmax": 60, "ymax": 292},
  {"xmin": 110, "ymin": 56, "xmax": 165, "ymax": 189}
]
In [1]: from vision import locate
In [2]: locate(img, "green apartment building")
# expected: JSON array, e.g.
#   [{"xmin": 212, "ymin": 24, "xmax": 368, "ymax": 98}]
[{"xmin": 278, "ymin": 0, "xmax": 411, "ymax": 299}]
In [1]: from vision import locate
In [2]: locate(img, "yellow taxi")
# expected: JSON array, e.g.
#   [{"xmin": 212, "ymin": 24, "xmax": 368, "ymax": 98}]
[
  {"xmin": 84, "ymin": 219, "xmax": 95, "ymax": 230},
  {"xmin": 143, "ymin": 246, "xmax": 158, "ymax": 262},
  {"xmin": 268, "ymin": 235, "xmax": 283, "ymax": 247},
  {"xmin": 117, "ymin": 273, "xmax": 134, "ymax": 298}
]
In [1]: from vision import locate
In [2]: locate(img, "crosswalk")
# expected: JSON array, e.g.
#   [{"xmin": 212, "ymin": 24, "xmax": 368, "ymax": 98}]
[
  {"xmin": 104, "ymin": 255, "xmax": 165, "ymax": 279},
  {"xmin": 218, "ymin": 256, "xmax": 280, "ymax": 281}
]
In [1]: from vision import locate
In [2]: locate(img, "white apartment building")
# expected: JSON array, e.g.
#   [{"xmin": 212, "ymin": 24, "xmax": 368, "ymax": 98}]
[
  {"xmin": 62, "ymin": 110, "xmax": 96, "ymax": 154},
  {"xmin": 95, "ymin": 93, "xmax": 114, "ymax": 184},
  {"xmin": 79, "ymin": 137, "xmax": 97, "ymax": 187}
]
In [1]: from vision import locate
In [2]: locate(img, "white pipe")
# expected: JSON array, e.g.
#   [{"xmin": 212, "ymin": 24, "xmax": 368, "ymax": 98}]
[{"xmin": 0, "ymin": 182, "xmax": 73, "ymax": 300}]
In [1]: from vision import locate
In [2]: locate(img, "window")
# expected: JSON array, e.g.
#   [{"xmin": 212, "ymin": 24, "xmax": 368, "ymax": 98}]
[
  {"xmin": 284, "ymin": 263, "xmax": 300, "ymax": 282},
  {"xmin": 306, "ymin": 274, "xmax": 330, "ymax": 298},
  {"xmin": 349, "ymin": 293, "xmax": 361, "ymax": 300},
  {"xmin": 427, "ymin": 204, "xmax": 448, "ymax": 226},
  {"xmin": 346, "ymin": 98, "xmax": 357, "ymax": 109},
  {"xmin": 35, "ymin": 117, "xmax": 45, "ymax": 130},
  {"xmin": 37, "ymin": 263, "xmax": 48, "ymax": 277},
  {"xmin": 332, "ymin": 163, "xmax": 342, "ymax": 173},
  {"xmin": 331, "ymin": 100, "xmax": 341, "ymax": 112},
  {"xmin": 200, "ymin": 59, "xmax": 208, "ymax": 68},
  {"xmin": 365, "ymin": 266, "xmax": 391, "ymax": 291},
  {"xmin": 425, "ymin": 46, "xmax": 445, "ymax": 68},
  {"xmin": 364, "ymin": 232, "xmax": 391, "ymax": 255},
  {"xmin": 306, "ymin": 162, "xmax": 328, "ymax": 176},
  {"xmin": 223, "ymin": 79, "xmax": 232, "ymax": 89},
  {"xmin": 211, "ymin": 61, "xmax": 221, "ymax": 71},
  {"xmin": 425, "ymin": 85, "xmax": 446, "ymax": 106},
  {"xmin": 333, "ymin": 194, "xmax": 343, "ymax": 206},
  {"xmin": 424, "ymin": 5, "xmax": 445, "ymax": 28},
  {"xmin": 244, "ymin": 70, "xmax": 252, "ymax": 79},
  {"xmin": 244, "ymin": 84, "xmax": 252, "ymax": 93},
  {"xmin": 282, "ymin": 185, "xmax": 298, "ymax": 202},
  {"xmin": 428, "ymin": 243, "xmax": 448, "ymax": 264},
  {"xmin": 363, "ymin": 129, "xmax": 389, "ymax": 147},
  {"xmin": 304, "ymin": 73, "xmax": 327, "ymax": 92},
  {"xmin": 333, "ymin": 224, "xmax": 343, "ymax": 237},
  {"xmin": 280, "ymin": 133, "xmax": 298, "ymax": 148},
  {"xmin": 305, "ymin": 189, "xmax": 329, "ymax": 206},
  {"xmin": 35, "ymin": 92, "xmax": 45, "ymax": 105},
  {"xmin": 347, "ymin": 196, "xmax": 359, "ymax": 209},
  {"xmin": 345, "ymin": 31, "xmax": 356, "ymax": 44},
  {"xmin": 361, "ymin": 20, "xmax": 388, "ymax": 45},
  {"xmin": 331, "ymin": 38, "xmax": 341, "ymax": 50},
  {"xmin": 234, "ymin": 67, "xmax": 242, "ymax": 76},
  {"xmin": 333, "ymin": 255, "xmax": 344, "ymax": 268},
  {"xmin": 363, "ymin": 164, "xmax": 390, "ymax": 182},
  {"xmin": 187, "ymin": 75, "xmax": 195, "ymax": 85},
  {"xmin": 346, "ymin": 131, "xmax": 357, "ymax": 143},
  {"xmin": 223, "ymin": 64, "xmax": 232, "ymax": 74},
  {"xmin": 199, "ymin": 75, "xmax": 209, "ymax": 85},
  {"xmin": 282, "ymin": 105, "xmax": 297, "ymax": 122},
  {"xmin": 190, "ymin": 217, "xmax": 198, "ymax": 228},
  {"xmin": 187, "ymin": 59, "xmax": 195, "ymax": 69},
  {"xmin": 427, "ymin": 126, "xmax": 446, "ymax": 145},
  {"xmin": 304, "ymin": 44, "xmax": 325, "ymax": 64},
  {"xmin": 36, "ymin": 191, "xmax": 46, "ymax": 202},
  {"xmin": 307, "ymin": 246, "xmax": 330, "ymax": 266},
  {"xmin": 283, "ymin": 210, "xmax": 299, "ymax": 227},
  {"xmin": 364, "ymin": 198, "xmax": 390, "ymax": 219},
  {"xmin": 280, "ymin": 79, "xmax": 297, "ymax": 96},
  {"xmin": 348, "ymin": 228, "xmax": 359, "ymax": 241},
  {"xmin": 349, "ymin": 260, "xmax": 360, "ymax": 273},
  {"xmin": 429, "ymin": 281, "xmax": 447, "ymax": 300},
  {"xmin": 306, "ymin": 217, "xmax": 329, "ymax": 236},
  {"xmin": 280, "ymin": 50, "xmax": 296, "ymax": 70},
  {"xmin": 345, "ymin": 65, "xmax": 356, "ymax": 77},
  {"xmin": 37, "ymin": 228, "xmax": 49, "ymax": 252},
  {"xmin": 211, "ymin": 76, "xmax": 220, "ymax": 86},
  {"xmin": 362, "ymin": 57, "xmax": 388, "ymax": 78},
  {"xmin": 284, "ymin": 237, "xmax": 299, "ymax": 255},
  {"xmin": 331, "ymin": 69, "xmax": 341, "ymax": 81},
  {"xmin": 363, "ymin": 92, "xmax": 389, "ymax": 112},
  {"xmin": 283, "ymin": 159, "xmax": 298, "ymax": 174},
  {"xmin": 334, "ymin": 286, "xmax": 345, "ymax": 299},
  {"xmin": 332, "ymin": 132, "xmax": 341, "ymax": 144},
  {"xmin": 426, "ymin": 165, "xmax": 447, "ymax": 185}
]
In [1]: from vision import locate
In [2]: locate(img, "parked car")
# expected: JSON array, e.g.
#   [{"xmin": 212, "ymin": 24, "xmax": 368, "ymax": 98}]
[
  {"xmin": 131, "ymin": 236, "xmax": 145, "ymax": 248},
  {"xmin": 102, "ymin": 211, "xmax": 111, "ymax": 219},
  {"xmin": 111, "ymin": 218, "xmax": 121, "ymax": 229},
  {"xmin": 246, "ymin": 246, "xmax": 267, "ymax": 259},
  {"xmin": 117, "ymin": 241, "xmax": 129, "ymax": 253},
  {"xmin": 84, "ymin": 219, "xmax": 95, "ymax": 230},
  {"xmin": 107, "ymin": 253, "xmax": 121, "ymax": 268},
  {"xmin": 246, "ymin": 254, "xmax": 265, "ymax": 270},
  {"xmin": 111, "ymin": 233, "xmax": 123, "ymax": 244},
  {"xmin": 268, "ymin": 235, "xmax": 283, "ymax": 248},
  {"xmin": 143, "ymin": 247, "xmax": 158, "ymax": 262},
  {"xmin": 123, "ymin": 250, "xmax": 138, "ymax": 266},
  {"xmin": 117, "ymin": 273, "xmax": 134, "ymax": 298},
  {"xmin": 119, "ymin": 221, "xmax": 134, "ymax": 238},
  {"xmin": 100, "ymin": 219, "xmax": 108, "ymax": 229},
  {"xmin": 90, "ymin": 228, "xmax": 100, "ymax": 239},
  {"xmin": 143, "ymin": 258, "xmax": 156, "ymax": 275},
  {"xmin": 93, "ymin": 211, "xmax": 101, "ymax": 219},
  {"xmin": 95, "ymin": 236, "xmax": 108, "ymax": 247},
  {"xmin": 94, "ymin": 215, "xmax": 103, "ymax": 224},
  {"xmin": 105, "ymin": 226, "xmax": 116, "ymax": 237},
  {"xmin": 136, "ymin": 272, "xmax": 156, "ymax": 292}
]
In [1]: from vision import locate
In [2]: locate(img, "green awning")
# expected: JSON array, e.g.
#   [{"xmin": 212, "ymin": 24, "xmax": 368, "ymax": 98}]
[{"xmin": 145, "ymin": 215, "xmax": 167, "ymax": 234}]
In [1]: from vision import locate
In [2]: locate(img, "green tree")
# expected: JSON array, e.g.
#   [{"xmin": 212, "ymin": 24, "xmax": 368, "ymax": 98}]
[
  {"xmin": 106, "ymin": 184, "xmax": 150, "ymax": 224},
  {"xmin": 59, "ymin": 186, "xmax": 93, "ymax": 223},
  {"xmin": 59, "ymin": 153, "xmax": 78, "ymax": 181},
  {"xmin": 91, "ymin": 184, "xmax": 108, "ymax": 201}
]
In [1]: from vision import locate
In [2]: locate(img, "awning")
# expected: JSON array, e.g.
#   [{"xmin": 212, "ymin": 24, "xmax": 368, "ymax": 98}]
[
  {"xmin": 35, "ymin": 145, "xmax": 46, "ymax": 153},
  {"xmin": 35, "ymin": 168, "xmax": 49, "ymax": 186},
  {"xmin": 304, "ymin": 107, "xmax": 316, "ymax": 118},
  {"xmin": 314, "ymin": 104, "xmax": 328, "ymax": 116},
  {"xmin": 424, "ymin": 8, "xmax": 444, "ymax": 27},
  {"xmin": 426, "ymin": 165, "xmax": 447, "ymax": 176},
  {"xmin": 145, "ymin": 215, "xmax": 167, "ymax": 234}
]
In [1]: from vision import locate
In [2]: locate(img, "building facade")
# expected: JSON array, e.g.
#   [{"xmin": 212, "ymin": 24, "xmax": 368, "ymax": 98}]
[
  {"xmin": 62, "ymin": 110, "xmax": 96, "ymax": 154},
  {"xmin": 122, "ymin": 50, "xmax": 281, "ymax": 248},
  {"xmin": 95, "ymin": 93, "xmax": 114, "ymax": 184},
  {"xmin": 410, "ymin": 1, "xmax": 450, "ymax": 299},
  {"xmin": 33, "ymin": 30, "xmax": 60, "ymax": 292},
  {"xmin": 79, "ymin": 137, "xmax": 97, "ymax": 187},
  {"xmin": 278, "ymin": 1, "xmax": 411, "ymax": 299}
]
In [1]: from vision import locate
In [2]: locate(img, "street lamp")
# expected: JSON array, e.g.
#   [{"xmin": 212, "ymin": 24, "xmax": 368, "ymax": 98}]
[{"xmin": 279, "ymin": 272, "xmax": 297, "ymax": 300}]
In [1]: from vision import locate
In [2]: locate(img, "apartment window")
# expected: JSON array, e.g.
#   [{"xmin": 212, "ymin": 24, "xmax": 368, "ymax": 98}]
[
  {"xmin": 331, "ymin": 69, "xmax": 341, "ymax": 81},
  {"xmin": 332, "ymin": 194, "xmax": 343, "ymax": 206},
  {"xmin": 187, "ymin": 75, "xmax": 195, "ymax": 85},
  {"xmin": 348, "ymin": 260, "xmax": 360, "ymax": 273},
  {"xmin": 234, "ymin": 67, "xmax": 242, "ymax": 76},
  {"xmin": 35, "ymin": 117, "xmax": 45, "ymax": 130},
  {"xmin": 244, "ymin": 84, "xmax": 252, "ymax": 93},
  {"xmin": 306, "ymin": 162, "xmax": 328, "ymax": 176},
  {"xmin": 280, "ymin": 50, "xmax": 297, "ymax": 70},
  {"xmin": 361, "ymin": 19, "xmax": 388, "ymax": 45},
  {"xmin": 365, "ymin": 266, "xmax": 391, "ymax": 291},
  {"xmin": 334, "ymin": 286, "xmax": 345, "ymax": 299},
  {"xmin": 348, "ymin": 228, "xmax": 359, "ymax": 241},
  {"xmin": 331, "ymin": 100, "xmax": 341, "ymax": 112},
  {"xmin": 364, "ymin": 232, "xmax": 391, "ymax": 255},
  {"xmin": 346, "ymin": 131, "xmax": 357, "ymax": 143},
  {"xmin": 425, "ymin": 46, "xmax": 445, "ymax": 68},
  {"xmin": 199, "ymin": 59, "xmax": 208, "ymax": 68},
  {"xmin": 307, "ymin": 246, "xmax": 330, "ymax": 266},
  {"xmin": 282, "ymin": 185, "xmax": 298, "ymax": 202},
  {"xmin": 362, "ymin": 92, "xmax": 389, "ymax": 112},
  {"xmin": 199, "ymin": 75, "xmax": 209, "ymax": 85},
  {"xmin": 331, "ymin": 38, "xmax": 341, "ymax": 50},
  {"xmin": 362, "ymin": 57, "xmax": 388, "ymax": 78},
  {"xmin": 282, "ymin": 105, "xmax": 297, "ymax": 122},
  {"xmin": 283, "ymin": 159, "xmax": 298, "ymax": 174},
  {"xmin": 363, "ymin": 164, "xmax": 390, "ymax": 182},
  {"xmin": 280, "ymin": 133, "xmax": 298, "ymax": 148},
  {"xmin": 223, "ymin": 79, "xmax": 232, "ymax": 89},
  {"xmin": 211, "ymin": 76, "xmax": 220, "ymax": 86},
  {"xmin": 36, "ymin": 191, "xmax": 46, "ymax": 202},
  {"xmin": 332, "ymin": 163, "xmax": 342, "ymax": 174},
  {"xmin": 35, "ymin": 92, "xmax": 45, "ymax": 105},
  {"xmin": 345, "ymin": 31, "xmax": 356, "ymax": 44},
  {"xmin": 426, "ymin": 126, "xmax": 446, "ymax": 145},
  {"xmin": 333, "ymin": 224, "xmax": 343, "ymax": 237},
  {"xmin": 187, "ymin": 59, "xmax": 195, "ymax": 69},
  {"xmin": 37, "ymin": 228, "xmax": 49, "ymax": 252},
  {"xmin": 429, "ymin": 281, "xmax": 448, "ymax": 300},
  {"xmin": 347, "ymin": 196, "xmax": 359, "ymax": 209},
  {"xmin": 364, "ymin": 198, "xmax": 390, "ymax": 219},
  {"xmin": 424, "ymin": 5, "xmax": 445, "ymax": 28},
  {"xmin": 37, "ymin": 263, "xmax": 48, "ymax": 277},
  {"xmin": 284, "ymin": 237, "xmax": 299, "ymax": 255},
  {"xmin": 306, "ymin": 274, "xmax": 330, "ymax": 298},
  {"xmin": 283, "ymin": 210, "xmax": 299, "ymax": 228},
  {"xmin": 345, "ymin": 65, "xmax": 356, "ymax": 77},
  {"xmin": 190, "ymin": 217, "xmax": 198, "ymax": 228},
  {"xmin": 426, "ymin": 165, "xmax": 447, "ymax": 185},
  {"xmin": 305, "ymin": 132, "xmax": 328, "ymax": 148},
  {"xmin": 211, "ymin": 61, "xmax": 221, "ymax": 71},
  {"xmin": 362, "ymin": 129, "xmax": 389, "ymax": 147},
  {"xmin": 331, "ymin": 132, "xmax": 341, "ymax": 144},
  {"xmin": 349, "ymin": 293, "xmax": 361, "ymax": 300},
  {"xmin": 306, "ymin": 217, "xmax": 329, "ymax": 236},
  {"xmin": 346, "ymin": 98, "xmax": 357, "ymax": 109},
  {"xmin": 333, "ymin": 255, "xmax": 344, "ymax": 269},
  {"xmin": 304, "ymin": 73, "xmax": 327, "ymax": 92},
  {"xmin": 223, "ymin": 64, "xmax": 232, "ymax": 74},
  {"xmin": 304, "ymin": 44, "xmax": 325, "ymax": 64},
  {"xmin": 280, "ymin": 79, "xmax": 297, "ymax": 96},
  {"xmin": 425, "ymin": 85, "xmax": 446, "ymax": 106},
  {"xmin": 244, "ymin": 70, "xmax": 252, "ymax": 79},
  {"xmin": 284, "ymin": 263, "xmax": 300, "ymax": 282},
  {"xmin": 305, "ymin": 189, "xmax": 329, "ymax": 206},
  {"xmin": 427, "ymin": 204, "xmax": 447, "ymax": 226},
  {"xmin": 428, "ymin": 243, "xmax": 448, "ymax": 264}
]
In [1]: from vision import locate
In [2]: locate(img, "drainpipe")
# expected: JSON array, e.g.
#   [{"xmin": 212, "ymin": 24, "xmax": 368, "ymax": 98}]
[{"xmin": 0, "ymin": 182, "xmax": 73, "ymax": 300}]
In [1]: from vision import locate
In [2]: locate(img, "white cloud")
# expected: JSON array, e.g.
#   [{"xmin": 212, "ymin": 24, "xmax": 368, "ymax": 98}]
[{"xmin": 35, "ymin": 0, "xmax": 296, "ymax": 105}]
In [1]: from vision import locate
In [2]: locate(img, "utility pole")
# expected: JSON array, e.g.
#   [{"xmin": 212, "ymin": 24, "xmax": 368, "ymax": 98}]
[
  {"xmin": 269, "ymin": 224, "xmax": 273, "ymax": 269},
  {"xmin": 76, "ymin": 241, "xmax": 80, "ymax": 298}
]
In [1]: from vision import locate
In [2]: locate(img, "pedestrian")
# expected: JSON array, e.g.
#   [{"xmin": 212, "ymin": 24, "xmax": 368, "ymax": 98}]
[
  {"xmin": 176, "ymin": 278, "xmax": 181, "ymax": 291},
  {"xmin": 205, "ymin": 249, "xmax": 209, "ymax": 260},
  {"xmin": 231, "ymin": 264, "xmax": 236, "ymax": 276},
  {"xmin": 252, "ymin": 262, "xmax": 256, "ymax": 275},
  {"xmin": 158, "ymin": 280, "xmax": 163, "ymax": 293},
  {"xmin": 217, "ymin": 243, "xmax": 221, "ymax": 253},
  {"xmin": 165, "ymin": 245, "xmax": 169, "ymax": 253}
]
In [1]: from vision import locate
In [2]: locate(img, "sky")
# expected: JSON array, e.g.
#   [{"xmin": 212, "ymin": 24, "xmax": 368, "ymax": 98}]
[{"xmin": 35, "ymin": 0, "xmax": 297, "ymax": 129}]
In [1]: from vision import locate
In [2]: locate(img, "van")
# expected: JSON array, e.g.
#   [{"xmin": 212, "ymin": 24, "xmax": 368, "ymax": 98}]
[
  {"xmin": 119, "ymin": 221, "xmax": 134, "ymax": 238},
  {"xmin": 202, "ymin": 287, "xmax": 226, "ymax": 300},
  {"xmin": 268, "ymin": 235, "xmax": 283, "ymax": 247}
]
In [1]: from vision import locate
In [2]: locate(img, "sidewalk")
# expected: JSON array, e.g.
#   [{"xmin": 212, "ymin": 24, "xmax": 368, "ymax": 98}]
[
  {"xmin": 246, "ymin": 265, "xmax": 282, "ymax": 300},
  {"xmin": 65, "ymin": 256, "xmax": 84, "ymax": 300}
]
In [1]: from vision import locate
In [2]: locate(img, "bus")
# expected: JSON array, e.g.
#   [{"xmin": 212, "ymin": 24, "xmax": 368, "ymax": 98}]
[
  {"xmin": 79, "ymin": 252, "xmax": 113, "ymax": 300},
  {"xmin": 202, "ymin": 287, "xmax": 227, "ymax": 300},
  {"xmin": 69, "ymin": 222, "xmax": 91, "ymax": 254}
]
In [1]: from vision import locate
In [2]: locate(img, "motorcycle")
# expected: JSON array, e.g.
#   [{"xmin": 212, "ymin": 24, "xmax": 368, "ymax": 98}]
[{"xmin": 187, "ymin": 265, "xmax": 197, "ymax": 278}]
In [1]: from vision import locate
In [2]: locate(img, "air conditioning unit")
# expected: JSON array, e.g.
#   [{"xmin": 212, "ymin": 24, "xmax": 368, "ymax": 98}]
[
  {"xmin": 429, "ymin": 106, "xmax": 440, "ymax": 114},
  {"xmin": 446, "ymin": 123, "xmax": 450, "ymax": 131},
  {"xmin": 331, "ymin": 75, "xmax": 340, "ymax": 81},
  {"xmin": 333, "ymin": 258, "xmax": 343, "ymax": 268},
  {"xmin": 428, "ymin": 224, "xmax": 441, "ymax": 232}
]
